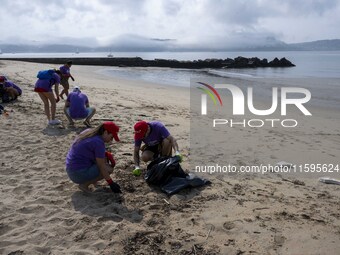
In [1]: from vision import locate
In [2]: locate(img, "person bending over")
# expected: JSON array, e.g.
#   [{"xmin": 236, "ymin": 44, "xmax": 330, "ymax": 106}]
[
  {"xmin": 66, "ymin": 121, "xmax": 121, "ymax": 193},
  {"xmin": 132, "ymin": 120, "xmax": 182, "ymax": 176},
  {"xmin": 34, "ymin": 70, "xmax": 61, "ymax": 125},
  {"xmin": 64, "ymin": 86, "xmax": 96, "ymax": 127}
]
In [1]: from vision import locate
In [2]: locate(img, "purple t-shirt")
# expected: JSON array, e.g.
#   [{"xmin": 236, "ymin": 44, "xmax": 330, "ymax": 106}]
[
  {"xmin": 34, "ymin": 73, "xmax": 60, "ymax": 92},
  {"xmin": 59, "ymin": 65, "xmax": 70, "ymax": 77},
  {"xmin": 134, "ymin": 121, "xmax": 170, "ymax": 147},
  {"xmin": 4, "ymin": 81, "xmax": 22, "ymax": 95},
  {"xmin": 66, "ymin": 135, "xmax": 105, "ymax": 171},
  {"xmin": 67, "ymin": 91, "xmax": 89, "ymax": 118}
]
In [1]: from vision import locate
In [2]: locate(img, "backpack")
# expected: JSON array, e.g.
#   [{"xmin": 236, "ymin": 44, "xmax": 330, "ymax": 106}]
[{"xmin": 37, "ymin": 69, "xmax": 55, "ymax": 80}]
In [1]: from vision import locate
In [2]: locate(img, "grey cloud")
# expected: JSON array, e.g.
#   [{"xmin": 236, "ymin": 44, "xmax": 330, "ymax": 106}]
[
  {"xmin": 3, "ymin": 0, "xmax": 68, "ymax": 21},
  {"xmin": 201, "ymin": 0, "xmax": 339, "ymax": 26},
  {"xmin": 201, "ymin": 0, "xmax": 274, "ymax": 26},
  {"xmin": 96, "ymin": 0, "xmax": 147, "ymax": 14},
  {"xmin": 106, "ymin": 34, "xmax": 175, "ymax": 51},
  {"xmin": 0, "ymin": 0, "xmax": 339, "ymax": 48},
  {"xmin": 282, "ymin": 0, "xmax": 339, "ymax": 15},
  {"xmin": 162, "ymin": 1, "xmax": 182, "ymax": 16}
]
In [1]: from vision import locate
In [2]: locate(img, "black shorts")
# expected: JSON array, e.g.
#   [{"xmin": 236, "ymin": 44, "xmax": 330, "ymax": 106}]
[{"xmin": 143, "ymin": 144, "xmax": 161, "ymax": 158}]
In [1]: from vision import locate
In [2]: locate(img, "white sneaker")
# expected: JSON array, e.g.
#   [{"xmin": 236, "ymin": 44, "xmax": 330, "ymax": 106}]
[{"xmin": 49, "ymin": 119, "xmax": 61, "ymax": 125}]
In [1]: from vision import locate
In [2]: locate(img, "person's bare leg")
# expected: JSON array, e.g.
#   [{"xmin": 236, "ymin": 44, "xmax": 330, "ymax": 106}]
[
  {"xmin": 42, "ymin": 92, "xmax": 57, "ymax": 120},
  {"xmin": 161, "ymin": 138, "xmax": 172, "ymax": 156},
  {"xmin": 141, "ymin": 150, "xmax": 154, "ymax": 162},
  {"xmin": 78, "ymin": 175, "xmax": 103, "ymax": 192},
  {"xmin": 59, "ymin": 90, "xmax": 64, "ymax": 99},
  {"xmin": 85, "ymin": 107, "xmax": 96, "ymax": 124},
  {"xmin": 79, "ymin": 165, "xmax": 114, "ymax": 191},
  {"xmin": 64, "ymin": 107, "xmax": 74, "ymax": 126},
  {"xmin": 6, "ymin": 87, "xmax": 19, "ymax": 99},
  {"xmin": 63, "ymin": 81, "xmax": 70, "ymax": 97},
  {"xmin": 38, "ymin": 93, "xmax": 51, "ymax": 121},
  {"xmin": 59, "ymin": 83, "xmax": 66, "ymax": 99}
]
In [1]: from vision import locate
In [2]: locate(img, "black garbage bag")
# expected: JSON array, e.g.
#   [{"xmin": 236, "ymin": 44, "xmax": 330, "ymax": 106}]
[
  {"xmin": 161, "ymin": 176, "xmax": 211, "ymax": 196},
  {"xmin": 144, "ymin": 156, "xmax": 187, "ymax": 186},
  {"xmin": 145, "ymin": 156, "xmax": 210, "ymax": 195}
]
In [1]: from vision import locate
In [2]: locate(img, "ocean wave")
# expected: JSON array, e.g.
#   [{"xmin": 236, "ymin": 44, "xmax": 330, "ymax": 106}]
[{"xmin": 206, "ymin": 69, "xmax": 259, "ymax": 78}]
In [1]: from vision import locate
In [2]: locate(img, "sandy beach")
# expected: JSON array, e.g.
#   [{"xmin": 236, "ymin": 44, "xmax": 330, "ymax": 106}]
[{"xmin": 1, "ymin": 60, "xmax": 339, "ymax": 255}]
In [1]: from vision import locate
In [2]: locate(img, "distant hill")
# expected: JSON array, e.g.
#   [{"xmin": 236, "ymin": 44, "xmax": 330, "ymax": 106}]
[
  {"xmin": 229, "ymin": 39, "xmax": 340, "ymax": 51},
  {"xmin": 0, "ymin": 39, "xmax": 340, "ymax": 53},
  {"xmin": 0, "ymin": 44, "xmax": 92, "ymax": 53},
  {"xmin": 288, "ymin": 39, "xmax": 340, "ymax": 51}
]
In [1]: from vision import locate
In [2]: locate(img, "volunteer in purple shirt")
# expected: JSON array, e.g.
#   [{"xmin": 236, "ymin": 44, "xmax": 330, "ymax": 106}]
[
  {"xmin": 133, "ymin": 120, "xmax": 182, "ymax": 176},
  {"xmin": 0, "ymin": 76, "xmax": 22, "ymax": 101},
  {"xmin": 64, "ymin": 86, "xmax": 96, "ymax": 127},
  {"xmin": 59, "ymin": 60, "xmax": 75, "ymax": 99},
  {"xmin": 34, "ymin": 70, "xmax": 62, "ymax": 125},
  {"xmin": 66, "ymin": 121, "xmax": 121, "ymax": 193}
]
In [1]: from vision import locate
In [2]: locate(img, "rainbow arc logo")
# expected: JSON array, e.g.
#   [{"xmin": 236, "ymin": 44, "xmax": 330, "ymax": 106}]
[{"xmin": 197, "ymin": 82, "xmax": 223, "ymax": 115}]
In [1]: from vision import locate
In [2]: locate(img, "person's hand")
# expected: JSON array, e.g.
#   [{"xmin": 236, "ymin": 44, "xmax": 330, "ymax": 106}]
[
  {"xmin": 175, "ymin": 151, "xmax": 183, "ymax": 162},
  {"xmin": 55, "ymin": 96, "xmax": 60, "ymax": 103},
  {"xmin": 107, "ymin": 179, "xmax": 122, "ymax": 193},
  {"xmin": 132, "ymin": 166, "xmax": 141, "ymax": 176},
  {"xmin": 71, "ymin": 76, "xmax": 75, "ymax": 81}
]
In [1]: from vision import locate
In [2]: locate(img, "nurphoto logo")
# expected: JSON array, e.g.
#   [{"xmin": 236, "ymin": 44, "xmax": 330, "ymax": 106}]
[{"xmin": 196, "ymin": 82, "xmax": 312, "ymax": 128}]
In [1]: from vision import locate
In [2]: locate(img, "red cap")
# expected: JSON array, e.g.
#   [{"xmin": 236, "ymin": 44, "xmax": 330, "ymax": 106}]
[
  {"xmin": 134, "ymin": 121, "xmax": 148, "ymax": 141},
  {"xmin": 103, "ymin": 121, "xmax": 120, "ymax": 141},
  {"xmin": 0, "ymin": 76, "xmax": 6, "ymax": 83}
]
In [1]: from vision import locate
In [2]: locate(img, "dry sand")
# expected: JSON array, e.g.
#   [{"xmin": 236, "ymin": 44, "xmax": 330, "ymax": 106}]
[{"xmin": 0, "ymin": 60, "xmax": 339, "ymax": 255}]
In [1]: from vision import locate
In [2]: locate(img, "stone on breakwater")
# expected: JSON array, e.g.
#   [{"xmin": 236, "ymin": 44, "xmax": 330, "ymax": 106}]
[{"xmin": 1, "ymin": 56, "xmax": 295, "ymax": 69}]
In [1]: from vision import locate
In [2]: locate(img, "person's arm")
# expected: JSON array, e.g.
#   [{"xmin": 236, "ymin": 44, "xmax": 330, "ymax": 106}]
[
  {"xmin": 96, "ymin": 157, "xmax": 121, "ymax": 193},
  {"xmin": 54, "ymin": 84, "xmax": 60, "ymax": 102},
  {"xmin": 69, "ymin": 69, "xmax": 75, "ymax": 81},
  {"xmin": 133, "ymin": 146, "xmax": 141, "ymax": 168},
  {"xmin": 96, "ymin": 157, "xmax": 112, "ymax": 180},
  {"xmin": 63, "ymin": 99, "xmax": 73, "ymax": 124}
]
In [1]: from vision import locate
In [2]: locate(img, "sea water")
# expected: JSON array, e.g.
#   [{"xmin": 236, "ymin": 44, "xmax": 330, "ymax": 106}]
[
  {"xmin": 94, "ymin": 51, "xmax": 340, "ymax": 110},
  {"xmin": 1, "ymin": 51, "xmax": 340, "ymax": 109}
]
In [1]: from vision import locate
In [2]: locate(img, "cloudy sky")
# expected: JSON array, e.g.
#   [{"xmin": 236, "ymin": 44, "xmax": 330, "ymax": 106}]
[{"xmin": 0, "ymin": 0, "xmax": 339, "ymax": 49}]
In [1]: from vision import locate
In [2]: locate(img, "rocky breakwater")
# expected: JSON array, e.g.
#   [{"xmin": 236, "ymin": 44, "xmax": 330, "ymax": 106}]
[{"xmin": 2, "ymin": 56, "xmax": 295, "ymax": 69}]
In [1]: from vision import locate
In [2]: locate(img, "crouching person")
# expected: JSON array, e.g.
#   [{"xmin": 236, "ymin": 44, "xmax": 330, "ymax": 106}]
[
  {"xmin": 64, "ymin": 86, "xmax": 96, "ymax": 127},
  {"xmin": 132, "ymin": 120, "xmax": 183, "ymax": 176},
  {"xmin": 0, "ymin": 76, "xmax": 22, "ymax": 102},
  {"xmin": 66, "ymin": 121, "xmax": 121, "ymax": 193}
]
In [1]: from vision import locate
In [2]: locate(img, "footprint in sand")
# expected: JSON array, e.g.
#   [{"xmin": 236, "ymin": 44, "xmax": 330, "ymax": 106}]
[
  {"xmin": 97, "ymin": 215, "xmax": 123, "ymax": 223},
  {"xmin": 274, "ymin": 235, "xmax": 286, "ymax": 247},
  {"xmin": 223, "ymin": 221, "xmax": 235, "ymax": 231},
  {"xmin": 18, "ymin": 205, "xmax": 46, "ymax": 214}
]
